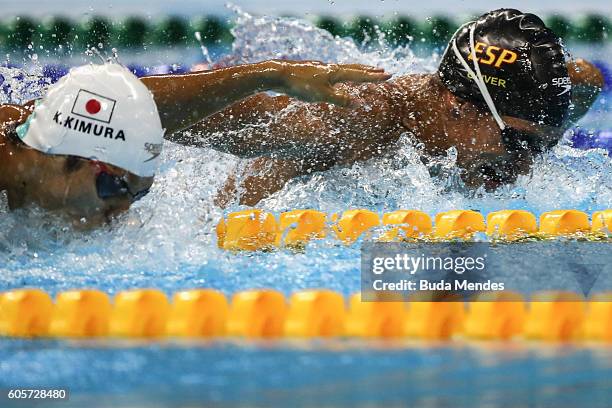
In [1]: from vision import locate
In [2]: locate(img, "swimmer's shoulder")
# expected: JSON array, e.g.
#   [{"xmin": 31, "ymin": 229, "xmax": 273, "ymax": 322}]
[
  {"xmin": 391, "ymin": 73, "xmax": 433, "ymax": 91},
  {"xmin": 565, "ymin": 59, "xmax": 603, "ymax": 124},
  {"xmin": 568, "ymin": 59, "xmax": 604, "ymax": 90},
  {"xmin": 387, "ymin": 73, "xmax": 437, "ymax": 118},
  {"xmin": 0, "ymin": 100, "xmax": 36, "ymax": 131},
  {"xmin": 338, "ymin": 73, "xmax": 423, "ymax": 114},
  {"xmin": 0, "ymin": 100, "xmax": 36, "ymax": 124},
  {"xmin": 382, "ymin": 73, "xmax": 435, "ymax": 108}
]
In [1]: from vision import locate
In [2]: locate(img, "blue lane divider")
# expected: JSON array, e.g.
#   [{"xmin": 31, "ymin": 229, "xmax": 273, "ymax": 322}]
[
  {"xmin": 126, "ymin": 64, "xmax": 148, "ymax": 77},
  {"xmin": 148, "ymin": 64, "xmax": 189, "ymax": 75},
  {"xmin": 42, "ymin": 64, "xmax": 70, "ymax": 82},
  {"xmin": 593, "ymin": 61, "xmax": 611, "ymax": 94},
  {"xmin": 37, "ymin": 64, "xmax": 189, "ymax": 81},
  {"xmin": 570, "ymin": 129, "xmax": 612, "ymax": 154}
]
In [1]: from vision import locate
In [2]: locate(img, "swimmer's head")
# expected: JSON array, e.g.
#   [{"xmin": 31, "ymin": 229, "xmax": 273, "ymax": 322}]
[
  {"xmin": 17, "ymin": 63, "xmax": 164, "ymax": 177},
  {"xmin": 7, "ymin": 63, "xmax": 164, "ymax": 224},
  {"xmin": 438, "ymin": 9, "xmax": 571, "ymax": 129}
]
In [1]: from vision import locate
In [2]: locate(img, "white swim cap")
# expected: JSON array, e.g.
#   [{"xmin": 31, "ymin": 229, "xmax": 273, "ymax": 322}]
[{"xmin": 16, "ymin": 63, "xmax": 165, "ymax": 177}]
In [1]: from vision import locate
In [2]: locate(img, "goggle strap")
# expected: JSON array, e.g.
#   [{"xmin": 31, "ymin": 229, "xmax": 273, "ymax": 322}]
[{"xmin": 451, "ymin": 23, "xmax": 506, "ymax": 131}]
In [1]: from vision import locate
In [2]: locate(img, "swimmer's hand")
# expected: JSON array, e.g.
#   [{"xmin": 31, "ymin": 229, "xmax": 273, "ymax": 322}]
[{"xmin": 267, "ymin": 60, "xmax": 391, "ymax": 107}]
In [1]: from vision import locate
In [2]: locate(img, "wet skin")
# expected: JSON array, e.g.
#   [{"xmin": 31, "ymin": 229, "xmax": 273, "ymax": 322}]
[
  {"xmin": 182, "ymin": 59, "xmax": 603, "ymax": 207},
  {"xmin": 0, "ymin": 60, "xmax": 390, "ymax": 226}
]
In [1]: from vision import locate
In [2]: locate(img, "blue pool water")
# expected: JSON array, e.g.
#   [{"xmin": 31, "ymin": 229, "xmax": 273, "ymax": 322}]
[
  {"xmin": 1, "ymin": 339, "xmax": 611, "ymax": 407},
  {"xmin": 1, "ymin": 9, "xmax": 611, "ymax": 407}
]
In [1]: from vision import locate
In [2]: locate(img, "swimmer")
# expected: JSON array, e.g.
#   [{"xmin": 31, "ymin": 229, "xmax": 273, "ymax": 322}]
[
  {"xmin": 0, "ymin": 60, "xmax": 390, "ymax": 225},
  {"xmin": 180, "ymin": 9, "xmax": 605, "ymax": 206}
]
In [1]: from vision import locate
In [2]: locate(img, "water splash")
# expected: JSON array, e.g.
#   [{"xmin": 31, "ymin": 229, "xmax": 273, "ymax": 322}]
[
  {"xmin": 0, "ymin": 66, "xmax": 50, "ymax": 104},
  {"xmin": 194, "ymin": 32, "xmax": 213, "ymax": 65},
  {"xmin": 0, "ymin": 9, "xmax": 610, "ymax": 297},
  {"xmin": 228, "ymin": 5, "xmax": 439, "ymax": 75}
]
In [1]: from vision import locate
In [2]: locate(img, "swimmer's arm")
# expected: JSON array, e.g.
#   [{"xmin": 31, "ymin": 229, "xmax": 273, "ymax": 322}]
[
  {"xmin": 567, "ymin": 59, "xmax": 604, "ymax": 122},
  {"xmin": 173, "ymin": 93, "xmax": 299, "ymax": 155},
  {"xmin": 175, "ymin": 82, "xmax": 403, "ymax": 160},
  {"xmin": 140, "ymin": 60, "xmax": 389, "ymax": 135}
]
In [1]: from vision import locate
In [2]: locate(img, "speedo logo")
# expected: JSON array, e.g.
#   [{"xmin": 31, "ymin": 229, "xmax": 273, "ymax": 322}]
[
  {"xmin": 467, "ymin": 42, "xmax": 518, "ymax": 68},
  {"xmin": 144, "ymin": 142, "xmax": 162, "ymax": 162},
  {"xmin": 552, "ymin": 76, "xmax": 572, "ymax": 96},
  {"xmin": 53, "ymin": 111, "xmax": 126, "ymax": 141}
]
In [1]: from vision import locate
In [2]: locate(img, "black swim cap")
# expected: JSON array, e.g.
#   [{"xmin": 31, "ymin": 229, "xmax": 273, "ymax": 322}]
[{"xmin": 438, "ymin": 9, "xmax": 571, "ymax": 127}]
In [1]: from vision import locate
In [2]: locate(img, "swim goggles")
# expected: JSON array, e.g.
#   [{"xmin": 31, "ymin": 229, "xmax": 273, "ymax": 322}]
[{"xmin": 93, "ymin": 162, "xmax": 150, "ymax": 202}]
